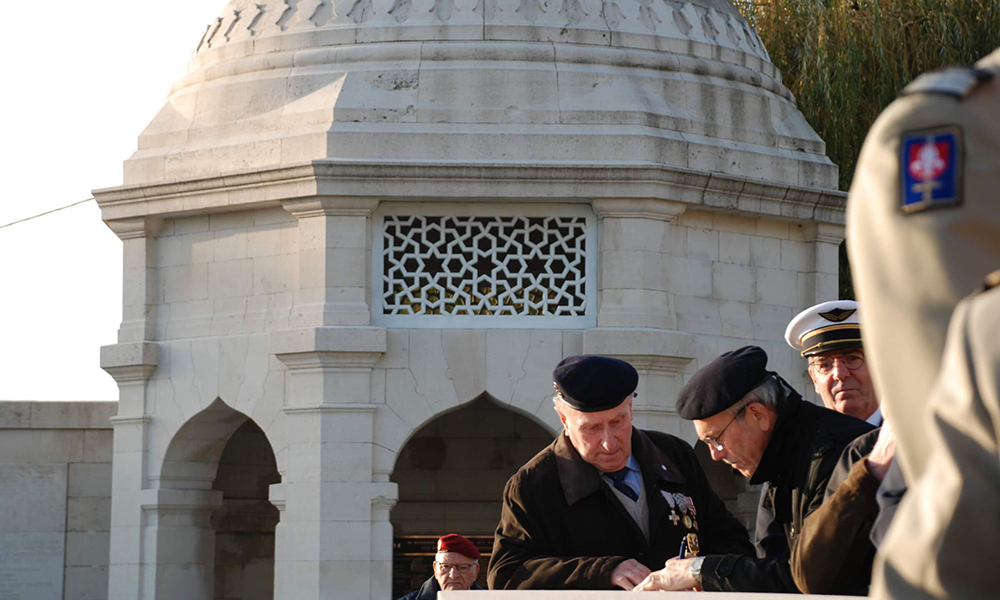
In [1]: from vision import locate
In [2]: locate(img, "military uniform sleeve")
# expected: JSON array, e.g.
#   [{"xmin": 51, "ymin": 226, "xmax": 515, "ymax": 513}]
[
  {"xmin": 791, "ymin": 458, "xmax": 880, "ymax": 595},
  {"xmin": 873, "ymin": 291, "xmax": 1000, "ymax": 600},
  {"xmin": 487, "ymin": 476, "xmax": 623, "ymax": 589}
]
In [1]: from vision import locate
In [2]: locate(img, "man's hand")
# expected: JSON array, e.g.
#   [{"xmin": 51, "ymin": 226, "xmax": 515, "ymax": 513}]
[
  {"xmin": 610, "ymin": 559, "xmax": 652, "ymax": 590},
  {"xmin": 632, "ymin": 557, "xmax": 699, "ymax": 592},
  {"xmin": 866, "ymin": 421, "xmax": 896, "ymax": 481}
]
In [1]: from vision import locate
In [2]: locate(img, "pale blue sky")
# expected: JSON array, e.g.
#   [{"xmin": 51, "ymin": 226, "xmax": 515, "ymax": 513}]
[{"xmin": 0, "ymin": 1, "xmax": 224, "ymax": 400}]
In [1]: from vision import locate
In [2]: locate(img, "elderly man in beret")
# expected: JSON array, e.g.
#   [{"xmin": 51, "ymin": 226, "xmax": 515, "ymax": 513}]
[
  {"xmin": 488, "ymin": 355, "xmax": 754, "ymax": 590},
  {"xmin": 397, "ymin": 534, "xmax": 485, "ymax": 600},
  {"xmin": 633, "ymin": 346, "xmax": 873, "ymax": 593},
  {"xmin": 785, "ymin": 299, "xmax": 881, "ymax": 425}
]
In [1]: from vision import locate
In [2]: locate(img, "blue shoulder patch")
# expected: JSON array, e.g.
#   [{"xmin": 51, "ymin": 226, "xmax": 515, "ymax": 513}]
[{"xmin": 899, "ymin": 127, "xmax": 963, "ymax": 214}]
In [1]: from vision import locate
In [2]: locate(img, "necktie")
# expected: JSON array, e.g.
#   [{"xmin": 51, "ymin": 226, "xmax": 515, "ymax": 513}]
[{"xmin": 608, "ymin": 468, "xmax": 639, "ymax": 502}]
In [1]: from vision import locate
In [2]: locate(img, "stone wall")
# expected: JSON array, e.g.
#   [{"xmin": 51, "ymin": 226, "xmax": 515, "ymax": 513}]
[{"xmin": 0, "ymin": 402, "xmax": 116, "ymax": 600}]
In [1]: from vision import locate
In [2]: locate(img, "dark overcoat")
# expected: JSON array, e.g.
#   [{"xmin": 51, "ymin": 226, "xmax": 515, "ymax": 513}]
[
  {"xmin": 396, "ymin": 576, "xmax": 484, "ymax": 600},
  {"xmin": 487, "ymin": 427, "xmax": 754, "ymax": 589},
  {"xmin": 702, "ymin": 397, "xmax": 875, "ymax": 592}
]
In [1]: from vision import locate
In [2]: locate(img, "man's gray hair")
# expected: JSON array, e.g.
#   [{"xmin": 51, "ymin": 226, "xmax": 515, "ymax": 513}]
[{"xmin": 732, "ymin": 374, "xmax": 793, "ymax": 417}]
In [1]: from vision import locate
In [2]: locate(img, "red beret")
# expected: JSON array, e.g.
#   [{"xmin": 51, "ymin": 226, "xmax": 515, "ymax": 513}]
[{"xmin": 437, "ymin": 534, "xmax": 480, "ymax": 559}]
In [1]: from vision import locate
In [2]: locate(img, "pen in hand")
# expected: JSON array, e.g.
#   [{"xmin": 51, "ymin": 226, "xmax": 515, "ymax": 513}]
[{"xmin": 678, "ymin": 538, "xmax": 687, "ymax": 559}]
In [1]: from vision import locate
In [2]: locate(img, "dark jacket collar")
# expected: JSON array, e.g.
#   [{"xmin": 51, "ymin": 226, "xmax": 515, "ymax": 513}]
[
  {"xmin": 749, "ymin": 392, "xmax": 802, "ymax": 485},
  {"xmin": 555, "ymin": 427, "xmax": 687, "ymax": 505},
  {"xmin": 414, "ymin": 577, "xmax": 484, "ymax": 599}
]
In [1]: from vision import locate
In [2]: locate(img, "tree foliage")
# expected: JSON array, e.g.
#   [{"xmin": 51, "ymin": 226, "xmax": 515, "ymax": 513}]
[
  {"xmin": 735, "ymin": 0, "xmax": 1000, "ymax": 191},
  {"xmin": 734, "ymin": 0, "xmax": 1000, "ymax": 298}
]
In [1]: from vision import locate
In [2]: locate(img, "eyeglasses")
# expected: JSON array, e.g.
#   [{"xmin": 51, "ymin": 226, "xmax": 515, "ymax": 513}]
[
  {"xmin": 435, "ymin": 562, "xmax": 478, "ymax": 574},
  {"xmin": 809, "ymin": 352, "xmax": 865, "ymax": 375},
  {"xmin": 702, "ymin": 402, "xmax": 749, "ymax": 452}
]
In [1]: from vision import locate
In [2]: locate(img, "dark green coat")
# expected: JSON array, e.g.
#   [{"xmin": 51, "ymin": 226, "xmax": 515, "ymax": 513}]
[
  {"xmin": 487, "ymin": 427, "xmax": 754, "ymax": 589},
  {"xmin": 702, "ymin": 397, "xmax": 876, "ymax": 593}
]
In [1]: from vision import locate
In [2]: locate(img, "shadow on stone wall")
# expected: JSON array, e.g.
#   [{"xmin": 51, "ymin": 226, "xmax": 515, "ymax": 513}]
[{"xmin": 211, "ymin": 420, "xmax": 281, "ymax": 600}]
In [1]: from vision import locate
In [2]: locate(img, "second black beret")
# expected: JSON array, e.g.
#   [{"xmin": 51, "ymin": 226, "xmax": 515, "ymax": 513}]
[{"xmin": 675, "ymin": 346, "xmax": 771, "ymax": 420}]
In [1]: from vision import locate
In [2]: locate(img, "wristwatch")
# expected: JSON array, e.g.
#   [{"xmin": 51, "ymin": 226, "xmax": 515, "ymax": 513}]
[{"xmin": 689, "ymin": 556, "xmax": 705, "ymax": 586}]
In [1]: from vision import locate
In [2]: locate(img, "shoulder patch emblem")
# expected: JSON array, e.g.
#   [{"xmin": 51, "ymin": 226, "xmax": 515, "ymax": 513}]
[
  {"xmin": 900, "ymin": 127, "xmax": 963, "ymax": 214},
  {"xmin": 818, "ymin": 308, "xmax": 856, "ymax": 322}
]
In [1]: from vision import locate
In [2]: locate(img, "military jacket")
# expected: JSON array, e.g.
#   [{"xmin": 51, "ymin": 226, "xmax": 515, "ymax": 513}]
[
  {"xmin": 700, "ymin": 397, "xmax": 875, "ymax": 592},
  {"xmin": 487, "ymin": 427, "xmax": 754, "ymax": 589},
  {"xmin": 874, "ymin": 277, "xmax": 1000, "ymax": 600}
]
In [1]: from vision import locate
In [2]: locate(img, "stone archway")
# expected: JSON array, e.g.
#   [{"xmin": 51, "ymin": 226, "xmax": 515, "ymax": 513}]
[
  {"xmin": 212, "ymin": 419, "xmax": 281, "ymax": 600},
  {"xmin": 147, "ymin": 399, "xmax": 280, "ymax": 600},
  {"xmin": 389, "ymin": 394, "xmax": 553, "ymax": 597}
]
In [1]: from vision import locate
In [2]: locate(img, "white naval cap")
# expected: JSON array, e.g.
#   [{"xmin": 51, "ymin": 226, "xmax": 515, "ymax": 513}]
[{"xmin": 785, "ymin": 300, "xmax": 863, "ymax": 357}]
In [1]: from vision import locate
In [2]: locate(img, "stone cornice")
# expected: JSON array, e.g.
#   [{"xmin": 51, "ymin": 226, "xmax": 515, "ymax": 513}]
[
  {"xmin": 104, "ymin": 216, "xmax": 163, "ymax": 240},
  {"xmin": 94, "ymin": 161, "xmax": 847, "ymax": 225},
  {"xmin": 282, "ymin": 197, "xmax": 381, "ymax": 218}
]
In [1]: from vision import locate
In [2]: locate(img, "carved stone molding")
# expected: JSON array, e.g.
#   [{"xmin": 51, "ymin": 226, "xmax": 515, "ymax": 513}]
[
  {"xmin": 592, "ymin": 198, "xmax": 688, "ymax": 223},
  {"xmin": 282, "ymin": 197, "xmax": 381, "ymax": 219},
  {"xmin": 100, "ymin": 342, "xmax": 159, "ymax": 384},
  {"xmin": 104, "ymin": 216, "xmax": 163, "ymax": 240}
]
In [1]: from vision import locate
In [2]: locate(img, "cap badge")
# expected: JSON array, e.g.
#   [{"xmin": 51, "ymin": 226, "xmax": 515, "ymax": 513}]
[
  {"xmin": 900, "ymin": 127, "xmax": 963, "ymax": 214},
  {"xmin": 818, "ymin": 308, "xmax": 856, "ymax": 322}
]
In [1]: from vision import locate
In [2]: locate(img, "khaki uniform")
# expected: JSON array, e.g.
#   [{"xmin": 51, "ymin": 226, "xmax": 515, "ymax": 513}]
[
  {"xmin": 846, "ymin": 47, "xmax": 1000, "ymax": 483},
  {"xmin": 847, "ymin": 45, "xmax": 1000, "ymax": 600},
  {"xmin": 873, "ymin": 276, "xmax": 1000, "ymax": 600}
]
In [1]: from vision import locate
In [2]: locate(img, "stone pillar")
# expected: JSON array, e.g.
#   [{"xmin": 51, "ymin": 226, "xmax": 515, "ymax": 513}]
[
  {"xmin": 105, "ymin": 217, "xmax": 162, "ymax": 342},
  {"xmin": 271, "ymin": 326, "xmax": 397, "ymax": 600},
  {"xmin": 583, "ymin": 328, "xmax": 694, "ymax": 439},
  {"xmin": 591, "ymin": 199, "xmax": 688, "ymax": 329},
  {"xmin": 138, "ymin": 489, "xmax": 224, "ymax": 600},
  {"xmin": 801, "ymin": 222, "xmax": 844, "ymax": 305},
  {"xmin": 101, "ymin": 341, "xmax": 157, "ymax": 600},
  {"xmin": 269, "ymin": 483, "xmax": 287, "ymax": 600},
  {"xmin": 282, "ymin": 197, "xmax": 380, "ymax": 328}
]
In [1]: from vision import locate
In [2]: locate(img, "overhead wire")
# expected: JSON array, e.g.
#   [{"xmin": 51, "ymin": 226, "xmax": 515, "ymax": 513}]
[{"xmin": 0, "ymin": 198, "xmax": 95, "ymax": 230}]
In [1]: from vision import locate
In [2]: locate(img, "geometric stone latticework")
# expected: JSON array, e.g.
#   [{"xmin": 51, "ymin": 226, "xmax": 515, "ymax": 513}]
[{"xmin": 381, "ymin": 215, "xmax": 588, "ymax": 318}]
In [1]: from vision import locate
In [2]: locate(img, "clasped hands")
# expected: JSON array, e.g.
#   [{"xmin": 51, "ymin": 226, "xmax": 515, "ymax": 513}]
[{"xmin": 612, "ymin": 557, "xmax": 701, "ymax": 592}]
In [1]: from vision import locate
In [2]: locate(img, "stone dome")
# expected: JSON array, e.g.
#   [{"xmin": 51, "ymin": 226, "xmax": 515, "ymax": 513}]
[{"xmin": 125, "ymin": 0, "xmax": 836, "ymax": 190}]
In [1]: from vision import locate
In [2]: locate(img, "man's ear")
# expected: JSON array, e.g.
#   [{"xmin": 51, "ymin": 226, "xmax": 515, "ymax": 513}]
[
  {"xmin": 556, "ymin": 404, "xmax": 569, "ymax": 428},
  {"xmin": 746, "ymin": 402, "xmax": 773, "ymax": 431}
]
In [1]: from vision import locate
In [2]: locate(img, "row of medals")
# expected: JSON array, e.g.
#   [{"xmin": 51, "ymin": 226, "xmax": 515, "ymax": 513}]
[{"xmin": 668, "ymin": 492, "xmax": 700, "ymax": 556}]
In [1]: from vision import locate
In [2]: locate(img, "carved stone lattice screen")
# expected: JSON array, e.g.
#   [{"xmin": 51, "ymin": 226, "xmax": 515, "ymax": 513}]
[{"xmin": 373, "ymin": 205, "xmax": 597, "ymax": 328}]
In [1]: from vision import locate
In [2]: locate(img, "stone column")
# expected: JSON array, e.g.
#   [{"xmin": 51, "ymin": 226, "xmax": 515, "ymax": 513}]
[
  {"xmin": 101, "ymin": 342, "xmax": 157, "ymax": 600},
  {"xmin": 282, "ymin": 197, "xmax": 380, "ymax": 328},
  {"xmin": 591, "ymin": 199, "xmax": 688, "ymax": 329},
  {"xmin": 105, "ymin": 217, "xmax": 162, "ymax": 342},
  {"xmin": 138, "ymin": 489, "xmax": 224, "ymax": 600},
  {"xmin": 801, "ymin": 222, "xmax": 844, "ymax": 305},
  {"xmin": 269, "ymin": 483, "xmax": 287, "ymax": 600},
  {"xmin": 271, "ymin": 326, "xmax": 397, "ymax": 600}
]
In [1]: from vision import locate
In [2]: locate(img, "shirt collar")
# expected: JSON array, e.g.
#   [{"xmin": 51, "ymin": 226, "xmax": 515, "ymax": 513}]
[{"xmin": 866, "ymin": 406, "xmax": 883, "ymax": 427}]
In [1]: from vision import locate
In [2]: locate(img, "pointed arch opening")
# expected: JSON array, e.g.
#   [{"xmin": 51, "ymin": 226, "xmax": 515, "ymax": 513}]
[
  {"xmin": 154, "ymin": 398, "xmax": 280, "ymax": 600},
  {"xmin": 389, "ymin": 393, "xmax": 554, "ymax": 597}
]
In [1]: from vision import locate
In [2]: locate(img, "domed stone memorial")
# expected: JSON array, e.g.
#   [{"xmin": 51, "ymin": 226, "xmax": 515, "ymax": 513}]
[{"xmin": 94, "ymin": 1, "xmax": 845, "ymax": 599}]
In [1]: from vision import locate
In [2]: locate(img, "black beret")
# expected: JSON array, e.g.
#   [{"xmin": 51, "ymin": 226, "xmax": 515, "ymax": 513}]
[
  {"xmin": 675, "ymin": 346, "xmax": 770, "ymax": 420},
  {"xmin": 553, "ymin": 355, "xmax": 638, "ymax": 412}
]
